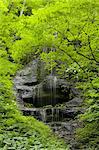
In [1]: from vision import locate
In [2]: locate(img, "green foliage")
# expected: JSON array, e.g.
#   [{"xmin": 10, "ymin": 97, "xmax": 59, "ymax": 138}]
[
  {"xmin": 0, "ymin": 60, "xmax": 67, "ymax": 149},
  {"xmin": 0, "ymin": 0, "xmax": 68, "ymax": 149},
  {"xmin": 0, "ymin": 0, "xmax": 99, "ymax": 149}
]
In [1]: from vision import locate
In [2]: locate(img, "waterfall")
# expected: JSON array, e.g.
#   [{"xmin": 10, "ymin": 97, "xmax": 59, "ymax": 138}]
[
  {"xmin": 49, "ymin": 75, "xmax": 57, "ymax": 105},
  {"xmin": 14, "ymin": 58, "xmax": 81, "ymax": 148},
  {"xmin": 41, "ymin": 109, "xmax": 46, "ymax": 122},
  {"xmin": 37, "ymin": 84, "xmax": 42, "ymax": 106},
  {"xmin": 52, "ymin": 108, "xmax": 54, "ymax": 122},
  {"xmin": 49, "ymin": 76, "xmax": 53, "ymax": 104},
  {"xmin": 33, "ymin": 86, "xmax": 36, "ymax": 101},
  {"xmin": 53, "ymin": 76, "xmax": 57, "ymax": 89},
  {"xmin": 53, "ymin": 76, "xmax": 57, "ymax": 104}
]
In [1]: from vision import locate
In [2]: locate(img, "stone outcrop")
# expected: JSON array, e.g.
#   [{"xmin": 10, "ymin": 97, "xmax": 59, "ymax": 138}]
[
  {"xmin": 14, "ymin": 60, "xmax": 79, "ymax": 108},
  {"xmin": 14, "ymin": 59, "xmax": 83, "ymax": 150}
]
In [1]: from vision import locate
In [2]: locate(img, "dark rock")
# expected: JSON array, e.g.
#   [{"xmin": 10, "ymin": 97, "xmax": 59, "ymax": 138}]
[
  {"xmin": 66, "ymin": 97, "xmax": 83, "ymax": 107},
  {"xmin": 14, "ymin": 59, "xmax": 81, "ymax": 108},
  {"xmin": 15, "ymin": 85, "xmax": 33, "ymax": 92}
]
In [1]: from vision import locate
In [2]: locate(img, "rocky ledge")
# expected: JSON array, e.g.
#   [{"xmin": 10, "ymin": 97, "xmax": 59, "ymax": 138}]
[{"xmin": 14, "ymin": 60, "xmax": 84, "ymax": 149}]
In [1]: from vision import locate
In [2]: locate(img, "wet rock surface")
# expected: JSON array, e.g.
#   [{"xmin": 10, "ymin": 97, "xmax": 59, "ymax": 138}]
[{"xmin": 14, "ymin": 60, "xmax": 83, "ymax": 149}]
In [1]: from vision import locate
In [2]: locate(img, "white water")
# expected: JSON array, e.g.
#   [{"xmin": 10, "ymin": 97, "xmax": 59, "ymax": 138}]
[
  {"xmin": 53, "ymin": 76, "xmax": 57, "ymax": 104},
  {"xmin": 41, "ymin": 109, "xmax": 46, "ymax": 122},
  {"xmin": 52, "ymin": 108, "xmax": 54, "ymax": 122},
  {"xmin": 49, "ymin": 75, "xmax": 58, "ymax": 104},
  {"xmin": 33, "ymin": 86, "xmax": 36, "ymax": 100}
]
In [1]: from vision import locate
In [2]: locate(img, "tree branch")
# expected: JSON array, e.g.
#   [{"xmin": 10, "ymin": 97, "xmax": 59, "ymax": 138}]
[
  {"xmin": 88, "ymin": 36, "xmax": 99, "ymax": 64},
  {"xmin": 56, "ymin": 46, "xmax": 87, "ymax": 74},
  {"xmin": 56, "ymin": 46, "xmax": 95, "ymax": 87},
  {"xmin": 20, "ymin": 0, "xmax": 26, "ymax": 16}
]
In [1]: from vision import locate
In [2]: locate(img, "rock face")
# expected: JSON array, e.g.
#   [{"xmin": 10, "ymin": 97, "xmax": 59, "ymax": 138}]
[
  {"xmin": 14, "ymin": 59, "xmax": 83, "ymax": 150},
  {"xmin": 14, "ymin": 60, "xmax": 78, "ymax": 108},
  {"xmin": 14, "ymin": 77, "xmax": 66, "ymax": 107},
  {"xmin": 21, "ymin": 106, "xmax": 82, "ymax": 123}
]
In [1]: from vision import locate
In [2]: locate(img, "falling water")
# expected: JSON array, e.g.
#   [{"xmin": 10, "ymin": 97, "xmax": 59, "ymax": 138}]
[
  {"xmin": 37, "ymin": 84, "xmax": 42, "ymax": 106},
  {"xmin": 52, "ymin": 108, "xmax": 54, "ymax": 122},
  {"xmin": 41, "ymin": 109, "xmax": 46, "ymax": 122},
  {"xmin": 49, "ymin": 76, "xmax": 53, "ymax": 105},
  {"xmin": 33, "ymin": 86, "xmax": 36, "ymax": 102},
  {"xmin": 53, "ymin": 76, "xmax": 57, "ymax": 88},
  {"xmin": 49, "ymin": 75, "xmax": 58, "ymax": 105},
  {"xmin": 53, "ymin": 76, "xmax": 57, "ymax": 105}
]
